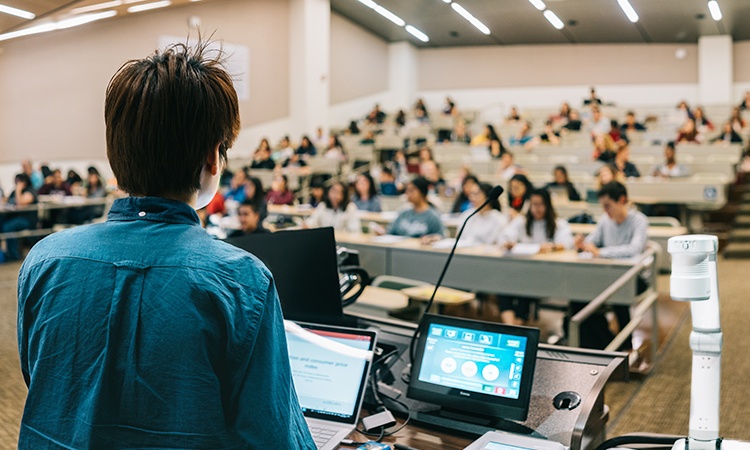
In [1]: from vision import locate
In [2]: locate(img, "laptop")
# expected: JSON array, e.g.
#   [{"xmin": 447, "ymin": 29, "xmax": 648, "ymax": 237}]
[
  {"xmin": 285, "ymin": 321, "xmax": 377, "ymax": 450},
  {"xmin": 225, "ymin": 228, "xmax": 348, "ymax": 326}
]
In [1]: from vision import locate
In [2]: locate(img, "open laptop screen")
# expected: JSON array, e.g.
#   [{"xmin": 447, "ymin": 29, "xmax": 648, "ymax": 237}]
[{"xmin": 285, "ymin": 322, "xmax": 376, "ymax": 425}]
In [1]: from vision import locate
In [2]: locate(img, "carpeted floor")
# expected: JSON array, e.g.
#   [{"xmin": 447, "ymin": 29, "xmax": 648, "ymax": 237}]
[{"xmin": 0, "ymin": 257, "xmax": 748, "ymax": 447}]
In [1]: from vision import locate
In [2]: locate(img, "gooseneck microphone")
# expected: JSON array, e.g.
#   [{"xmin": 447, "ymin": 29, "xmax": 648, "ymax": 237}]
[{"xmin": 408, "ymin": 185, "xmax": 504, "ymax": 364}]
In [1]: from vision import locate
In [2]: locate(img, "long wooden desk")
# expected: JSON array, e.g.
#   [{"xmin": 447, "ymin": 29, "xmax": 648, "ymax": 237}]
[{"xmin": 335, "ymin": 232, "xmax": 648, "ymax": 305}]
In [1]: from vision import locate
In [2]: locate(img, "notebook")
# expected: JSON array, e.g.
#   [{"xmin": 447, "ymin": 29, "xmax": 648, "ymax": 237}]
[{"xmin": 285, "ymin": 321, "xmax": 377, "ymax": 450}]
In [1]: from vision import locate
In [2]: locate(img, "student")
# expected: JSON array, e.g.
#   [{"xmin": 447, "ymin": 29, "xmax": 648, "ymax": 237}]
[
  {"xmin": 507, "ymin": 173, "xmax": 533, "ymax": 218},
  {"xmin": 574, "ymin": 181, "xmax": 649, "ymax": 350},
  {"xmin": 501, "ymin": 189, "xmax": 574, "ymax": 252},
  {"xmin": 676, "ymin": 118, "xmax": 702, "ymax": 144},
  {"xmin": 383, "ymin": 177, "xmax": 444, "ymax": 239},
  {"xmin": 224, "ymin": 168, "xmax": 248, "ymax": 203},
  {"xmin": 228, "ymin": 200, "xmax": 270, "ymax": 237},
  {"xmin": 457, "ymin": 182, "xmax": 508, "ymax": 245},
  {"xmin": 651, "ymin": 142, "xmax": 689, "ymax": 178},
  {"xmin": 307, "ymin": 179, "xmax": 326, "ymax": 208},
  {"xmin": 306, "ymin": 182, "xmax": 361, "ymax": 233},
  {"xmin": 378, "ymin": 167, "xmax": 401, "ymax": 196},
  {"xmin": 545, "ymin": 166, "xmax": 581, "ymax": 201},
  {"xmin": 38, "ymin": 169, "xmax": 72, "ymax": 196},
  {"xmin": 613, "ymin": 140, "xmax": 640, "ymax": 178},
  {"xmin": 265, "ymin": 174, "xmax": 295, "ymax": 205},
  {"xmin": 498, "ymin": 188, "xmax": 574, "ymax": 325},
  {"xmin": 16, "ymin": 42, "xmax": 314, "ymax": 448},
  {"xmin": 711, "ymin": 121, "xmax": 744, "ymax": 144},
  {"xmin": 244, "ymin": 176, "xmax": 268, "ymax": 220},
  {"xmin": 451, "ymin": 174, "xmax": 479, "ymax": 214},
  {"xmin": 352, "ymin": 172, "xmax": 382, "ymax": 212},
  {"xmin": 508, "ymin": 121, "xmax": 534, "ymax": 147},
  {"xmin": 250, "ymin": 138, "xmax": 276, "ymax": 170},
  {"xmin": 2, "ymin": 173, "xmax": 38, "ymax": 262}
]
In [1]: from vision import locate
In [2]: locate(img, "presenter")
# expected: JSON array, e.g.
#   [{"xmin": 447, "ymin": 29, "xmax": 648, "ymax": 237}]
[{"xmin": 16, "ymin": 41, "xmax": 314, "ymax": 448}]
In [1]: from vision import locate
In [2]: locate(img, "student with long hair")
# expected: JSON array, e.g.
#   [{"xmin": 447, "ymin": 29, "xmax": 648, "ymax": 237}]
[
  {"xmin": 457, "ymin": 182, "xmax": 508, "ymax": 245},
  {"xmin": 306, "ymin": 181, "xmax": 361, "ymax": 233},
  {"xmin": 352, "ymin": 172, "xmax": 382, "ymax": 212},
  {"xmin": 507, "ymin": 174, "xmax": 533, "ymax": 218},
  {"xmin": 498, "ymin": 188, "xmax": 573, "ymax": 325}
]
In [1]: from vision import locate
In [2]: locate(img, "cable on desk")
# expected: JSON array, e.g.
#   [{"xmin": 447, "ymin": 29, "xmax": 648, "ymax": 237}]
[{"xmin": 594, "ymin": 434, "xmax": 687, "ymax": 450}]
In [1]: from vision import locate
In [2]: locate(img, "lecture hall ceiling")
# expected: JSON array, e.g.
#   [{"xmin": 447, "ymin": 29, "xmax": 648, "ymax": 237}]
[{"xmin": 2, "ymin": 0, "xmax": 750, "ymax": 47}]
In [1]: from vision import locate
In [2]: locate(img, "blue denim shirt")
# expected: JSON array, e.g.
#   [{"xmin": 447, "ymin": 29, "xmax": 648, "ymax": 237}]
[{"xmin": 17, "ymin": 197, "xmax": 315, "ymax": 449}]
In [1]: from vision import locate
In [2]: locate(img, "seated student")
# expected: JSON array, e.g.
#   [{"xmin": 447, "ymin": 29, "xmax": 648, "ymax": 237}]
[
  {"xmin": 620, "ymin": 111, "xmax": 646, "ymax": 134},
  {"xmin": 378, "ymin": 167, "xmax": 401, "ymax": 196},
  {"xmin": 228, "ymin": 200, "xmax": 270, "ymax": 237},
  {"xmin": 68, "ymin": 167, "xmax": 108, "ymax": 224},
  {"xmin": 613, "ymin": 140, "xmax": 640, "ymax": 178},
  {"xmin": 366, "ymin": 104, "xmax": 386, "ymax": 124},
  {"xmin": 306, "ymin": 182, "xmax": 361, "ymax": 233},
  {"xmin": 676, "ymin": 118, "xmax": 703, "ymax": 144},
  {"xmin": 224, "ymin": 169, "xmax": 248, "ymax": 203},
  {"xmin": 296, "ymin": 135, "xmax": 317, "ymax": 159},
  {"xmin": 244, "ymin": 176, "xmax": 268, "ymax": 221},
  {"xmin": 359, "ymin": 130, "xmax": 375, "ymax": 145},
  {"xmin": 352, "ymin": 172, "xmax": 382, "ymax": 212},
  {"xmin": 592, "ymin": 133, "xmax": 616, "ymax": 163},
  {"xmin": 451, "ymin": 174, "xmax": 479, "ymax": 214},
  {"xmin": 457, "ymin": 182, "xmax": 508, "ymax": 245},
  {"xmin": 265, "ymin": 174, "xmax": 295, "ymax": 205},
  {"xmin": 66, "ymin": 170, "xmax": 83, "ymax": 189},
  {"xmin": 307, "ymin": 179, "xmax": 326, "ymax": 208},
  {"xmin": 574, "ymin": 181, "xmax": 649, "ymax": 350},
  {"xmin": 495, "ymin": 151, "xmax": 524, "ymax": 182},
  {"xmin": 382, "ymin": 177, "xmax": 444, "ymax": 239},
  {"xmin": 545, "ymin": 165, "xmax": 581, "ymax": 201},
  {"xmin": 324, "ymin": 135, "xmax": 347, "ymax": 162},
  {"xmin": 1, "ymin": 173, "xmax": 38, "ymax": 262},
  {"xmin": 711, "ymin": 121, "xmax": 744, "ymax": 144},
  {"xmin": 250, "ymin": 138, "xmax": 276, "ymax": 170},
  {"xmin": 509, "ymin": 121, "xmax": 534, "ymax": 147},
  {"xmin": 595, "ymin": 163, "xmax": 626, "ymax": 189},
  {"xmin": 652, "ymin": 142, "xmax": 689, "ymax": 178},
  {"xmin": 498, "ymin": 188, "xmax": 574, "ymax": 325},
  {"xmin": 693, "ymin": 106, "xmax": 714, "ymax": 133},
  {"xmin": 562, "ymin": 109, "xmax": 583, "ymax": 131},
  {"xmin": 583, "ymin": 87, "xmax": 602, "ymax": 105},
  {"xmin": 38, "ymin": 169, "xmax": 72, "ymax": 196},
  {"xmin": 420, "ymin": 160, "xmax": 445, "ymax": 196},
  {"xmin": 273, "ymin": 135, "xmax": 295, "ymax": 164},
  {"xmin": 507, "ymin": 173, "xmax": 533, "ymax": 219}
]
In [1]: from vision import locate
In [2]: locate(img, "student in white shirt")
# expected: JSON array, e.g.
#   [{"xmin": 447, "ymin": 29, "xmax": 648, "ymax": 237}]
[
  {"xmin": 457, "ymin": 182, "xmax": 508, "ymax": 245},
  {"xmin": 497, "ymin": 188, "xmax": 574, "ymax": 326},
  {"xmin": 500, "ymin": 188, "xmax": 574, "ymax": 252},
  {"xmin": 306, "ymin": 181, "xmax": 361, "ymax": 233}
]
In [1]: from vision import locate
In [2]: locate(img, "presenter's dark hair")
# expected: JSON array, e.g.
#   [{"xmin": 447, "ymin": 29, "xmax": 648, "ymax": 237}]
[
  {"xmin": 105, "ymin": 40, "xmax": 240, "ymax": 197},
  {"xmin": 598, "ymin": 181, "xmax": 628, "ymax": 202}
]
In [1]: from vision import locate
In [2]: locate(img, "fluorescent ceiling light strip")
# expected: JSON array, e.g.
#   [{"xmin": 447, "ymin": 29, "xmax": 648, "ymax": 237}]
[
  {"xmin": 708, "ymin": 1, "xmax": 722, "ymax": 21},
  {"xmin": 451, "ymin": 2, "xmax": 490, "ymax": 35},
  {"xmin": 356, "ymin": 0, "xmax": 405, "ymax": 27},
  {"xmin": 71, "ymin": 1, "xmax": 122, "ymax": 15},
  {"xmin": 0, "ymin": 4, "xmax": 36, "ymax": 20},
  {"xmin": 543, "ymin": 10, "xmax": 564, "ymax": 29},
  {"xmin": 442, "ymin": 0, "xmax": 451, "ymax": 3},
  {"xmin": 405, "ymin": 25, "xmax": 429, "ymax": 42},
  {"xmin": 528, "ymin": 0, "xmax": 546, "ymax": 11},
  {"xmin": 617, "ymin": 0, "xmax": 639, "ymax": 23},
  {"xmin": 0, "ymin": 10, "xmax": 116, "ymax": 42},
  {"xmin": 127, "ymin": 0, "xmax": 171, "ymax": 13}
]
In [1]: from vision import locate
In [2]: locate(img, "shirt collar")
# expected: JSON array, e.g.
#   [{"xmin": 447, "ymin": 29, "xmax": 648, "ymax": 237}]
[{"xmin": 108, "ymin": 196, "xmax": 200, "ymax": 226}]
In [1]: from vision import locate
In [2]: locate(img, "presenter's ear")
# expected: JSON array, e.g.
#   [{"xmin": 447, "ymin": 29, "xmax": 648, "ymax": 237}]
[{"xmin": 207, "ymin": 143, "xmax": 222, "ymax": 176}]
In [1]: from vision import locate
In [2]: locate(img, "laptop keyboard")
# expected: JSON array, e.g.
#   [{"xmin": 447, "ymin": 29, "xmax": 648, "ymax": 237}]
[{"xmin": 309, "ymin": 425, "xmax": 340, "ymax": 449}]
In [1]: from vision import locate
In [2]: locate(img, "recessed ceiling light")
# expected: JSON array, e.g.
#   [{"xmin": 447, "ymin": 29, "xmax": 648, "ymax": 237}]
[
  {"xmin": 0, "ymin": 4, "xmax": 36, "ymax": 20},
  {"xmin": 450, "ymin": 2, "xmax": 490, "ymax": 35},
  {"xmin": 708, "ymin": 1, "xmax": 722, "ymax": 21}
]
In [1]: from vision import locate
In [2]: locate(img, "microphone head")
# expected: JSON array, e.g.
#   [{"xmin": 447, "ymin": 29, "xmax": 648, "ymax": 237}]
[{"xmin": 488, "ymin": 185, "xmax": 504, "ymax": 200}]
